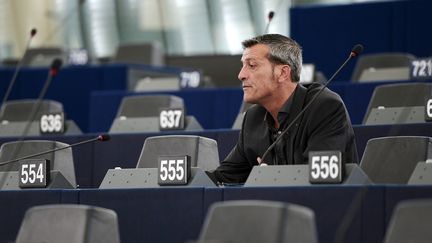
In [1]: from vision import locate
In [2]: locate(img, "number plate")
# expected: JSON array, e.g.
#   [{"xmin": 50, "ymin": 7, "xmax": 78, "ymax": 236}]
[
  {"xmin": 19, "ymin": 159, "xmax": 50, "ymax": 188},
  {"xmin": 180, "ymin": 71, "xmax": 201, "ymax": 88},
  {"xmin": 309, "ymin": 151, "xmax": 342, "ymax": 184},
  {"xmin": 159, "ymin": 108, "xmax": 185, "ymax": 131},
  {"xmin": 425, "ymin": 97, "xmax": 432, "ymax": 122},
  {"xmin": 158, "ymin": 156, "xmax": 190, "ymax": 185},
  {"xmin": 40, "ymin": 112, "xmax": 65, "ymax": 134},
  {"xmin": 410, "ymin": 58, "xmax": 432, "ymax": 80}
]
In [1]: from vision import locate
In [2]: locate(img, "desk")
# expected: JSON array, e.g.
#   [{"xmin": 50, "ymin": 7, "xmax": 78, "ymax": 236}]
[
  {"xmin": 1, "ymin": 186, "xmax": 432, "ymax": 243},
  {"xmin": 0, "ymin": 64, "xmax": 196, "ymax": 132},
  {"xmin": 0, "ymin": 122, "xmax": 430, "ymax": 188}
]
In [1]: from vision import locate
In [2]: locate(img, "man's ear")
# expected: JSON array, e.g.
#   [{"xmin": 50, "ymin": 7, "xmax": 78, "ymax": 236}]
[{"xmin": 278, "ymin": 65, "xmax": 292, "ymax": 83}]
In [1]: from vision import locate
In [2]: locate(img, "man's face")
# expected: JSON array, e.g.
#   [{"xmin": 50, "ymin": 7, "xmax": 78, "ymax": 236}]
[{"xmin": 238, "ymin": 44, "xmax": 279, "ymax": 104}]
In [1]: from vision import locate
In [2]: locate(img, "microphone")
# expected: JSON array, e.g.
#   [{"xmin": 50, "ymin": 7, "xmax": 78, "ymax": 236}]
[
  {"xmin": 7, "ymin": 58, "xmax": 63, "ymax": 163},
  {"xmin": 0, "ymin": 134, "xmax": 110, "ymax": 167},
  {"xmin": 259, "ymin": 44, "xmax": 364, "ymax": 164},
  {"xmin": 1, "ymin": 28, "xmax": 37, "ymax": 107},
  {"xmin": 264, "ymin": 11, "xmax": 275, "ymax": 34},
  {"xmin": 20, "ymin": 58, "xmax": 63, "ymax": 136}
]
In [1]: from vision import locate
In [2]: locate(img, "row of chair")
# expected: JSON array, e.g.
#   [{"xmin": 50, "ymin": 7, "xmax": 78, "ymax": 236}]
[
  {"xmin": 0, "ymin": 134, "xmax": 430, "ymax": 190},
  {"xmin": 236, "ymin": 82, "xmax": 432, "ymax": 129},
  {"xmin": 0, "ymin": 81, "xmax": 431, "ymax": 136},
  {"xmin": 0, "ymin": 95, "xmax": 203, "ymax": 136},
  {"xmin": 14, "ymin": 197, "xmax": 431, "ymax": 243},
  {"xmin": 2, "ymin": 43, "xmax": 165, "ymax": 67},
  {"xmin": 2, "ymin": 45, "xmax": 417, "ymax": 85}
]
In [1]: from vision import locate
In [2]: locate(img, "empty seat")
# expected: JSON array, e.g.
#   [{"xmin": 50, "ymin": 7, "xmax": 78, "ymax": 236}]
[
  {"xmin": 109, "ymin": 95, "xmax": 202, "ymax": 133},
  {"xmin": 136, "ymin": 135, "xmax": 219, "ymax": 171},
  {"xmin": 166, "ymin": 54, "xmax": 241, "ymax": 88},
  {"xmin": 0, "ymin": 99, "xmax": 63, "ymax": 122},
  {"xmin": 351, "ymin": 53, "xmax": 415, "ymax": 82},
  {"xmin": 15, "ymin": 204, "xmax": 120, "ymax": 243},
  {"xmin": 359, "ymin": 136, "xmax": 432, "ymax": 184},
  {"xmin": 384, "ymin": 199, "xmax": 432, "ymax": 243},
  {"xmin": 115, "ymin": 95, "xmax": 183, "ymax": 118},
  {"xmin": 0, "ymin": 99, "xmax": 82, "ymax": 136},
  {"xmin": 21, "ymin": 47, "xmax": 66, "ymax": 67},
  {"xmin": 197, "ymin": 200, "xmax": 317, "ymax": 243},
  {"xmin": 0, "ymin": 140, "xmax": 77, "ymax": 188},
  {"xmin": 113, "ymin": 42, "xmax": 165, "ymax": 66},
  {"xmin": 363, "ymin": 83, "xmax": 432, "ymax": 124}
]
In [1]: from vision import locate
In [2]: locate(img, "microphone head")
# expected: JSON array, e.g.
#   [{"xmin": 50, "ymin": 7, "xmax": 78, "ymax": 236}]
[
  {"xmin": 30, "ymin": 28, "xmax": 37, "ymax": 37},
  {"xmin": 351, "ymin": 44, "xmax": 364, "ymax": 57},
  {"xmin": 50, "ymin": 58, "xmax": 63, "ymax": 76},
  {"xmin": 97, "ymin": 134, "xmax": 110, "ymax": 142},
  {"xmin": 268, "ymin": 11, "xmax": 275, "ymax": 20}
]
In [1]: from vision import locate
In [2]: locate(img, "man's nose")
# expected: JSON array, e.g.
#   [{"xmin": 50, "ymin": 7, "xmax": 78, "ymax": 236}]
[{"xmin": 238, "ymin": 67, "xmax": 247, "ymax": 82}]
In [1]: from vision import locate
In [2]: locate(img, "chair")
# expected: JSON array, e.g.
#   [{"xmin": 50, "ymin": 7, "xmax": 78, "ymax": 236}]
[
  {"xmin": 363, "ymin": 83, "xmax": 432, "ymax": 124},
  {"xmin": 359, "ymin": 136, "xmax": 432, "ymax": 184},
  {"xmin": 136, "ymin": 135, "xmax": 219, "ymax": 171},
  {"xmin": 0, "ymin": 99, "xmax": 63, "ymax": 121},
  {"xmin": 114, "ymin": 95, "xmax": 183, "ymax": 118},
  {"xmin": 0, "ymin": 140, "xmax": 77, "ymax": 188},
  {"xmin": 232, "ymin": 102, "xmax": 253, "ymax": 129},
  {"xmin": 384, "ymin": 199, "xmax": 432, "ymax": 243},
  {"xmin": 109, "ymin": 95, "xmax": 202, "ymax": 133},
  {"xmin": 99, "ymin": 135, "xmax": 218, "ymax": 188},
  {"xmin": 197, "ymin": 200, "xmax": 318, "ymax": 243},
  {"xmin": 351, "ymin": 53, "xmax": 415, "ymax": 82},
  {"xmin": 0, "ymin": 99, "xmax": 82, "ymax": 136},
  {"xmin": 21, "ymin": 47, "xmax": 66, "ymax": 67},
  {"xmin": 166, "ymin": 54, "xmax": 241, "ymax": 88},
  {"xmin": 113, "ymin": 42, "xmax": 165, "ymax": 66},
  {"xmin": 15, "ymin": 204, "xmax": 120, "ymax": 243}
]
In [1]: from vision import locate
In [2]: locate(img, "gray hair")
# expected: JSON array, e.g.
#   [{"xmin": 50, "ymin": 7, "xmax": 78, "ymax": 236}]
[{"xmin": 242, "ymin": 34, "xmax": 302, "ymax": 82}]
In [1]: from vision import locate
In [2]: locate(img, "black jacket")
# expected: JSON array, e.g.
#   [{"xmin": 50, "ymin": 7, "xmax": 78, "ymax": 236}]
[{"xmin": 210, "ymin": 83, "xmax": 358, "ymax": 183}]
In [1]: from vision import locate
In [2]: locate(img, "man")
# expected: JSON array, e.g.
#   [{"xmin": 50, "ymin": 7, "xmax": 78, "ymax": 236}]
[{"xmin": 208, "ymin": 34, "xmax": 358, "ymax": 184}]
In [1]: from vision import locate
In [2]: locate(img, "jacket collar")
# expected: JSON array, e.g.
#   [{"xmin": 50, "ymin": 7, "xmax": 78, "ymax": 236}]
[{"xmin": 284, "ymin": 83, "xmax": 307, "ymax": 128}]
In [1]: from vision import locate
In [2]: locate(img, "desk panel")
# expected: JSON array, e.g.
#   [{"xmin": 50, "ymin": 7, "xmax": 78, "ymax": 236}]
[{"xmin": 79, "ymin": 188, "xmax": 209, "ymax": 243}]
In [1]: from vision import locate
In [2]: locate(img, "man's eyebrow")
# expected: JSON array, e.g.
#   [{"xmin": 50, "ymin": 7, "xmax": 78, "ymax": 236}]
[{"xmin": 241, "ymin": 57, "xmax": 258, "ymax": 63}]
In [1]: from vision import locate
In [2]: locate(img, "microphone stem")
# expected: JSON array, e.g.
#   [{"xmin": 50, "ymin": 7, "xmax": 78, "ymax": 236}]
[
  {"xmin": 1, "ymin": 36, "xmax": 34, "ymax": 107},
  {"xmin": 261, "ymin": 53, "xmax": 354, "ymax": 163},
  {"xmin": 8, "ymin": 70, "xmax": 58, "ymax": 163},
  {"xmin": 325, "ymin": 54, "xmax": 353, "ymax": 86},
  {"xmin": 0, "ymin": 136, "xmax": 100, "ymax": 167},
  {"xmin": 21, "ymin": 73, "xmax": 54, "ymax": 138}
]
